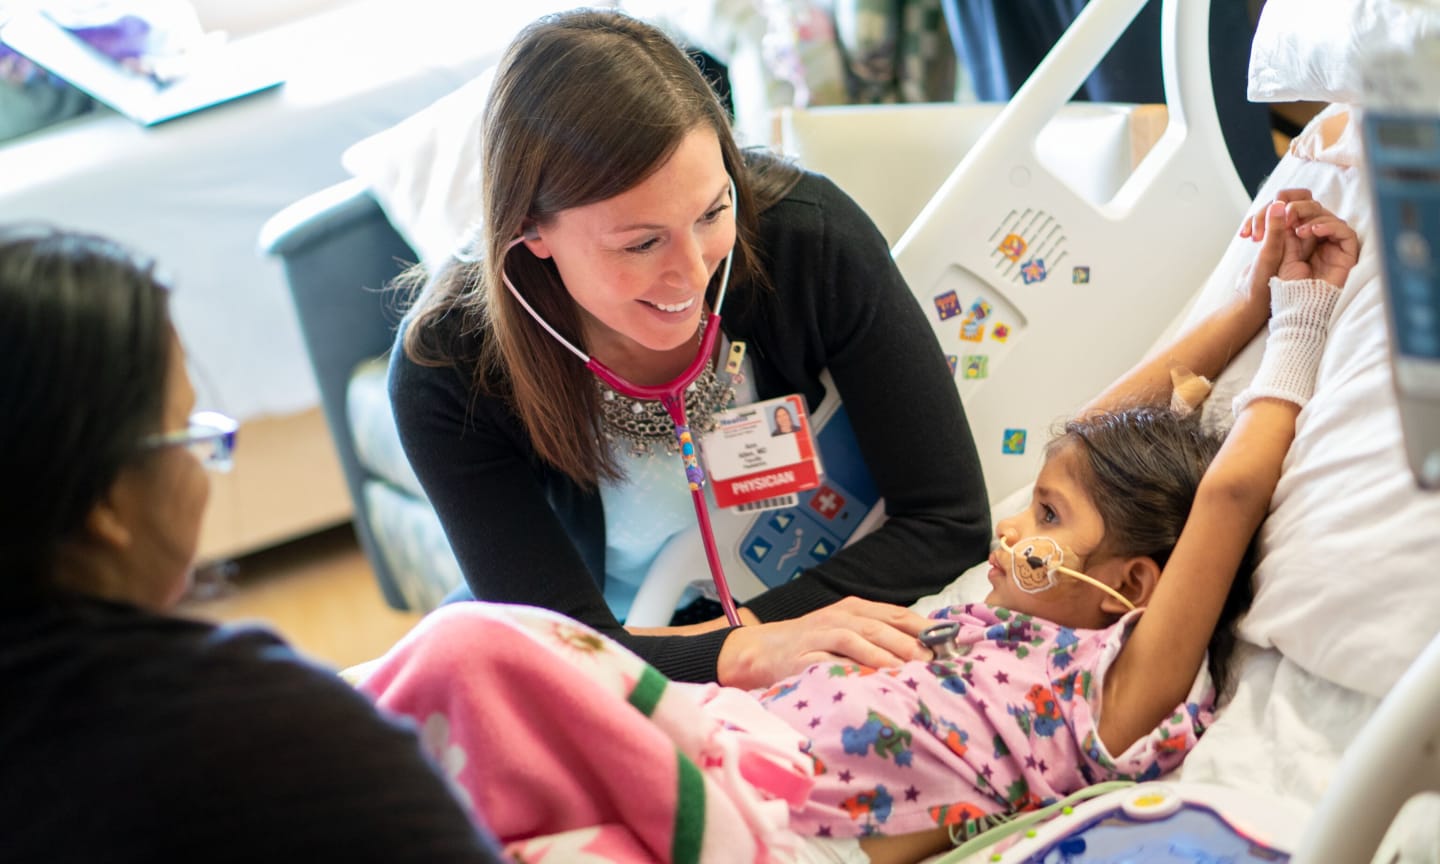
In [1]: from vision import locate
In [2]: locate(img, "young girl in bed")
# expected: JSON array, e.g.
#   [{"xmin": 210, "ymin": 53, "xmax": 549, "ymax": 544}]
[{"xmin": 359, "ymin": 191, "xmax": 1358, "ymax": 864}]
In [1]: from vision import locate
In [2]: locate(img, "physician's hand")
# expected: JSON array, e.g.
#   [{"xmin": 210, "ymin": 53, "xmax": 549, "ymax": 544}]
[{"xmin": 716, "ymin": 597, "xmax": 934, "ymax": 690}]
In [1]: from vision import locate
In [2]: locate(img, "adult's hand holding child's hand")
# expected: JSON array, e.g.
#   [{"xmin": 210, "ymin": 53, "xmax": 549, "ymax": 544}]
[{"xmin": 717, "ymin": 597, "xmax": 933, "ymax": 690}]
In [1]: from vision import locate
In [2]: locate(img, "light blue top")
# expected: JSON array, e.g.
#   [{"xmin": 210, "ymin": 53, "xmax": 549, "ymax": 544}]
[{"xmin": 597, "ymin": 344, "xmax": 758, "ymax": 621}]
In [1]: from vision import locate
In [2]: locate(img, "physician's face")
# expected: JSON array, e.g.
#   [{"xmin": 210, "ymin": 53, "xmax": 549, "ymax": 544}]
[{"xmin": 520, "ymin": 126, "xmax": 736, "ymax": 366}]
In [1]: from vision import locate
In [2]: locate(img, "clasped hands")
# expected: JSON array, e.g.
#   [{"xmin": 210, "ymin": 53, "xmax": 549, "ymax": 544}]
[{"xmin": 1239, "ymin": 187, "xmax": 1360, "ymax": 295}]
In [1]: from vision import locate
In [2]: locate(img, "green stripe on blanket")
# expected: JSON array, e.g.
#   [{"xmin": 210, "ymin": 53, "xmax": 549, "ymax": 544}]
[
  {"xmin": 672, "ymin": 751, "xmax": 706, "ymax": 864},
  {"xmin": 626, "ymin": 665, "xmax": 706, "ymax": 864},
  {"xmin": 627, "ymin": 664, "xmax": 667, "ymax": 716}
]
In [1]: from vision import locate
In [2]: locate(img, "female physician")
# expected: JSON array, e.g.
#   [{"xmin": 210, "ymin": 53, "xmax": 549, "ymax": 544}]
[{"xmin": 390, "ymin": 9, "xmax": 991, "ymax": 689}]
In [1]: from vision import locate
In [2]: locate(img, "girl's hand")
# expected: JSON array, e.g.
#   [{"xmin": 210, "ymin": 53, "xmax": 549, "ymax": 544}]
[
  {"xmin": 1239, "ymin": 189, "xmax": 1317, "ymax": 313},
  {"xmin": 1241, "ymin": 190, "xmax": 1360, "ymax": 289},
  {"xmin": 1276, "ymin": 200, "xmax": 1360, "ymax": 286},
  {"xmin": 1238, "ymin": 187, "xmax": 1314, "ymax": 243},
  {"xmin": 1239, "ymin": 200, "xmax": 1291, "ymax": 315},
  {"xmin": 716, "ymin": 597, "xmax": 933, "ymax": 690}
]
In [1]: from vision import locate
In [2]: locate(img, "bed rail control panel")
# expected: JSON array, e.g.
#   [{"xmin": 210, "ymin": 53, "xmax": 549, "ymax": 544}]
[{"xmin": 1363, "ymin": 111, "xmax": 1440, "ymax": 490}]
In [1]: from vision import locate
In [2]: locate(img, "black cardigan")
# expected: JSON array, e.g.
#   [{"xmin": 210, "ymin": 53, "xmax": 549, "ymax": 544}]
[{"xmin": 390, "ymin": 171, "xmax": 991, "ymax": 682}]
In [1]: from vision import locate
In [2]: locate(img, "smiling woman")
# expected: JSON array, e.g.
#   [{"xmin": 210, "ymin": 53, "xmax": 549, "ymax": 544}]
[
  {"xmin": 518, "ymin": 132, "xmax": 736, "ymax": 369},
  {"xmin": 0, "ymin": 225, "xmax": 503, "ymax": 862},
  {"xmin": 389, "ymin": 7, "xmax": 993, "ymax": 689}
]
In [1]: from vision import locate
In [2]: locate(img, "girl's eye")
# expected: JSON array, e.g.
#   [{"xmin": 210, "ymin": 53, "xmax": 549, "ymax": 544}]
[
  {"xmin": 702, "ymin": 203, "xmax": 731, "ymax": 224},
  {"xmin": 626, "ymin": 237, "xmax": 661, "ymax": 254},
  {"xmin": 1041, "ymin": 504, "xmax": 1058, "ymax": 524}
]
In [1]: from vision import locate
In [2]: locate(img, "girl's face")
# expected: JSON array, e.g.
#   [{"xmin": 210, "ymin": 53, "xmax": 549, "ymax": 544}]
[
  {"xmin": 522, "ymin": 125, "xmax": 736, "ymax": 371},
  {"xmin": 986, "ymin": 444, "xmax": 1129, "ymax": 628}
]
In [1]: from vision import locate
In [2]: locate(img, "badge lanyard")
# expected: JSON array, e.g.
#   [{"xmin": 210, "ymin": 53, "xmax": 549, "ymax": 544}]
[{"xmin": 500, "ymin": 181, "xmax": 743, "ymax": 626}]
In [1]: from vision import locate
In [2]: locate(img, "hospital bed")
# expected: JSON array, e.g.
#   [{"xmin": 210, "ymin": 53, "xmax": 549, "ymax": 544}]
[
  {"xmin": 266, "ymin": 0, "xmax": 1440, "ymax": 858},
  {"xmin": 903, "ymin": 0, "xmax": 1440, "ymax": 859}
]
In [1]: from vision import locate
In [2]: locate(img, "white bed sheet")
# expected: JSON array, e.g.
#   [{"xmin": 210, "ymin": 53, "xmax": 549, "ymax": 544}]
[{"xmin": 1181, "ymin": 644, "xmax": 1440, "ymax": 861}]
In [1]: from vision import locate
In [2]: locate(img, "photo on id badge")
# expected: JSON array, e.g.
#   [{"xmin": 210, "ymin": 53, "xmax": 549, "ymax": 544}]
[{"xmin": 771, "ymin": 405, "xmax": 798, "ymax": 436}]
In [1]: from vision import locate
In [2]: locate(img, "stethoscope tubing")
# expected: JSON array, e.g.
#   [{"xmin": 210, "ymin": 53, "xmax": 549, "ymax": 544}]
[{"xmin": 499, "ymin": 190, "xmax": 744, "ymax": 627}]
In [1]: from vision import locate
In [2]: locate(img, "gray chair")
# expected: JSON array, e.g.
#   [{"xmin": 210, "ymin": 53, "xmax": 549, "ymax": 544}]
[{"xmin": 260, "ymin": 179, "xmax": 462, "ymax": 612}]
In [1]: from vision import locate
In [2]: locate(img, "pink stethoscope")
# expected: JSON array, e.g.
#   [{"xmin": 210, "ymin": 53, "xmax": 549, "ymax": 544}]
[{"xmin": 500, "ymin": 179, "xmax": 744, "ymax": 626}]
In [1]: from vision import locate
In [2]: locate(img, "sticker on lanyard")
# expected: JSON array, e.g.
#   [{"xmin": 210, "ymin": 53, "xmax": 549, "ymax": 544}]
[{"xmin": 701, "ymin": 394, "xmax": 822, "ymax": 510}]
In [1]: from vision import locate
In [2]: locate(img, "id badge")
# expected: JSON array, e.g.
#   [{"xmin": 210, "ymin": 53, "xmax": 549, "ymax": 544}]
[{"xmin": 701, "ymin": 394, "xmax": 822, "ymax": 510}]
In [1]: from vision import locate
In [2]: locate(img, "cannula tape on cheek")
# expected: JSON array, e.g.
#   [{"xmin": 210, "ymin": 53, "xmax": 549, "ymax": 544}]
[{"xmin": 998, "ymin": 535, "xmax": 1136, "ymax": 611}]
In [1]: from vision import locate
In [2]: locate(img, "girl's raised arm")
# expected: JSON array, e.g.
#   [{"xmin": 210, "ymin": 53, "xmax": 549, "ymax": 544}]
[
  {"xmin": 1081, "ymin": 189, "xmax": 1320, "ymax": 416},
  {"xmin": 1097, "ymin": 199, "xmax": 1359, "ymax": 756}
]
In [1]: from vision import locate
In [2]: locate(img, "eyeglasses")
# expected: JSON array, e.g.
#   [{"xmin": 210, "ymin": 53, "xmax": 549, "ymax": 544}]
[{"xmin": 140, "ymin": 410, "xmax": 238, "ymax": 472}]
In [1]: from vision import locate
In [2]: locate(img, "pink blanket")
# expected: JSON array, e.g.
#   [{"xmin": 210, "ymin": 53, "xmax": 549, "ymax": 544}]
[{"xmin": 358, "ymin": 603, "xmax": 814, "ymax": 863}]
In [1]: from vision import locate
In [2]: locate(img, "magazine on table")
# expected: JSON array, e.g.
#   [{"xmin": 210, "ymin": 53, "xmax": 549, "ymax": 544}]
[{"xmin": 0, "ymin": 8, "xmax": 284, "ymax": 126}]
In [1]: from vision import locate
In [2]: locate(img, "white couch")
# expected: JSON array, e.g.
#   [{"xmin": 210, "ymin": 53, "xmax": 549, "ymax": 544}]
[{"xmin": 0, "ymin": 0, "xmax": 576, "ymax": 561}]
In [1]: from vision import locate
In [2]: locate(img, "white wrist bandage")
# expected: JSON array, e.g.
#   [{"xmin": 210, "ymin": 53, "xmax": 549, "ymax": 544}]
[{"xmin": 1233, "ymin": 277, "xmax": 1341, "ymax": 415}]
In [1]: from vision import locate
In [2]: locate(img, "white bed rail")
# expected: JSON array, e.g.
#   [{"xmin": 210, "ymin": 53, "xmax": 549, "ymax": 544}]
[
  {"xmin": 894, "ymin": 0, "xmax": 1250, "ymax": 500},
  {"xmin": 1292, "ymin": 627, "xmax": 1440, "ymax": 863}
]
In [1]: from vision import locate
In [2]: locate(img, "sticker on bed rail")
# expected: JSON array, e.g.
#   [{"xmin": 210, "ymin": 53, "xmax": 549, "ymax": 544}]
[
  {"xmin": 988, "ymin": 208, "xmax": 1070, "ymax": 285},
  {"xmin": 997, "ymin": 233, "xmax": 1027, "ymax": 263},
  {"xmin": 960, "ymin": 319, "xmax": 985, "ymax": 342},
  {"xmin": 1002, "ymin": 428, "xmax": 1027, "ymax": 455},
  {"xmin": 991, "ymin": 322, "xmax": 1011, "ymax": 343},
  {"xmin": 1072, "ymin": 266, "xmax": 1091, "ymax": 284},
  {"xmin": 968, "ymin": 298, "xmax": 992, "ymax": 321},
  {"xmin": 963, "ymin": 355, "xmax": 988, "ymax": 380},
  {"xmin": 934, "ymin": 290, "xmax": 962, "ymax": 321},
  {"xmin": 946, "ymin": 354, "xmax": 959, "ymax": 376},
  {"xmin": 1021, "ymin": 258, "xmax": 1048, "ymax": 284}
]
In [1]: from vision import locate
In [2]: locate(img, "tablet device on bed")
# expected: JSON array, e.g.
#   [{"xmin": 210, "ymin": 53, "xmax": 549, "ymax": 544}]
[
  {"xmin": 1362, "ymin": 110, "xmax": 1440, "ymax": 489},
  {"xmin": 0, "ymin": 9, "xmax": 284, "ymax": 127}
]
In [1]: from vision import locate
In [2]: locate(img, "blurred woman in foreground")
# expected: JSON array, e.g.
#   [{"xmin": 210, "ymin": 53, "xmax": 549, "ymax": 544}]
[{"xmin": 0, "ymin": 225, "xmax": 503, "ymax": 863}]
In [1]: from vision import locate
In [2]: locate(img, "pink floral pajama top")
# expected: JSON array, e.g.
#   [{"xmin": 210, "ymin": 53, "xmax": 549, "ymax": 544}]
[{"xmin": 755, "ymin": 604, "xmax": 1214, "ymax": 839}]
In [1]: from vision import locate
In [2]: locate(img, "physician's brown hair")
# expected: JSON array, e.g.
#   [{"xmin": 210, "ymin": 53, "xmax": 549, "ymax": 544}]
[{"xmin": 401, "ymin": 8, "xmax": 802, "ymax": 487}]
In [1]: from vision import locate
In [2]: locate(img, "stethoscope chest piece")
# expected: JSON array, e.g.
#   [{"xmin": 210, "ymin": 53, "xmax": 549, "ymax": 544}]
[{"xmin": 919, "ymin": 621, "xmax": 962, "ymax": 661}]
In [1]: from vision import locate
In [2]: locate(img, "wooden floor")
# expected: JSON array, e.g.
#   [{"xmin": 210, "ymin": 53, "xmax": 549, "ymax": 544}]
[{"xmin": 177, "ymin": 524, "xmax": 422, "ymax": 670}]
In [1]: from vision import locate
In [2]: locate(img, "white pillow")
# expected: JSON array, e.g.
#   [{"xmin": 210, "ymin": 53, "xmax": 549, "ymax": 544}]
[
  {"xmin": 1248, "ymin": 0, "xmax": 1440, "ymax": 104},
  {"xmin": 340, "ymin": 67, "xmax": 493, "ymax": 267},
  {"xmin": 1180, "ymin": 105, "xmax": 1440, "ymax": 701}
]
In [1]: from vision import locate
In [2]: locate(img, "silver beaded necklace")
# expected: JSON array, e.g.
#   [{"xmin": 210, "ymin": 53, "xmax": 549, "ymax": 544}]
[{"xmin": 595, "ymin": 310, "xmax": 735, "ymax": 456}]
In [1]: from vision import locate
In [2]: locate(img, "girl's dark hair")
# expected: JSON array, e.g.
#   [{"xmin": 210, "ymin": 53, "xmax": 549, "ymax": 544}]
[
  {"xmin": 1049, "ymin": 406, "xmax": 1257, "ymax": 696},
  {"xmin": 399, "ymin": 8, "xmax": 803, "ymax": 488},
  {"xmin": 0, "ymin": 225, "xmax": 173, "ymax": 598}
]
